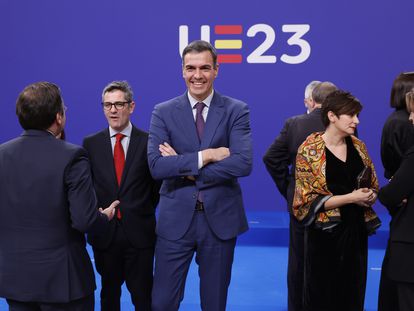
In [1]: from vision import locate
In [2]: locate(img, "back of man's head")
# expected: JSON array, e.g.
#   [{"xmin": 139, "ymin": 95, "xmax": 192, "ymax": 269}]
[
  {"xmin": 304, "ymin": 80, "xmax": 321, "ymax": 100},
  {"xmin": 312, "ymin": 81, "xmax": 337, "ymax": 105},
  {"xmin": 16, "ymin": 82, "xmax": 63, "ymax": 130}
]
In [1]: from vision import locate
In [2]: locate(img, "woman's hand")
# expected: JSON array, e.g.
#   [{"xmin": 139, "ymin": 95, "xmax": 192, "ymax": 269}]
[{"xmin": 351, "ymin": 188, "xmax": 376, "ymax": 207}]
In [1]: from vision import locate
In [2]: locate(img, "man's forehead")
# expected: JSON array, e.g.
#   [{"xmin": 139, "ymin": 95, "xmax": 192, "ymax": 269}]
[{"xmin": 183, "ymin": 51, "xmax": 214, "ymax": 65}]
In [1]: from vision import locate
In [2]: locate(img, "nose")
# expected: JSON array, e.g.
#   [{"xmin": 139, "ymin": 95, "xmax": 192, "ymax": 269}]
[
  {"xmin": 110, "ymin": 104, "xmax": 118, "ymax": 113},
  {"xmin": 194, "ymin": 68, "xmax": 202, "ymax": 79},
  {"xmin": 353, "ymin": 115, "xmax": 359, "ymax": 124}
]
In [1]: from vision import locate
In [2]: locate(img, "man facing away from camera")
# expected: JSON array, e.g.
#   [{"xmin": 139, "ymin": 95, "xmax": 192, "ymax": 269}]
[{"xmin": 0, "ymin": 81, "xmax": 118, "ymax": 311}]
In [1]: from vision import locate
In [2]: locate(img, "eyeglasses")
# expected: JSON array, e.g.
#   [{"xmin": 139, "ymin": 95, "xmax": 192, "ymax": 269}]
[{"xmin": 102, "ymin": 101, "xmax": 130, "ymax": 111}]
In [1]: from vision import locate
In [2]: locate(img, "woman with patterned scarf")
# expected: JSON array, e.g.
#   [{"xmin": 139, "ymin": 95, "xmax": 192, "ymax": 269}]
[{"xmin": 292, "ymin": 90, "xmax": 381, "ymax": 311}]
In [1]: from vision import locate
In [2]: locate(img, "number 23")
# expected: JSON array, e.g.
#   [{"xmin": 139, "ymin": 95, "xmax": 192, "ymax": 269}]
[{"xmin": 246, "ymin": 24, "xmax": 311, "ymax": 64}]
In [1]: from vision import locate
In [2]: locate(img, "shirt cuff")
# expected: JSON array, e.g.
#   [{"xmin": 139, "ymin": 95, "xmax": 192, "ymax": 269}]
[{"xmin": 198, "ymin": 151, "xmax": 203, "ymax": 169}]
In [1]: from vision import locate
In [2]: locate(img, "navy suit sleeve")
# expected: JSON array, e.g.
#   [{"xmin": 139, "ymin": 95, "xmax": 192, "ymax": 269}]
[
  {"xmin": 148, "ymin": 104, "xmax": 199, "ymax": 180},
  {"xmin": 263, "ymin": 118, "xmax": 292, "ymax": 199},
  {"xmin": 379, "ymin": 148, "xmax": 414, "ymax": 214},
  {"xmin": 65, "ymin": 149, "xmax": 109, "ymax": 234},
  {"xmin": 196, "ymin": 103, "xmax": 252, "ymax": 187}
]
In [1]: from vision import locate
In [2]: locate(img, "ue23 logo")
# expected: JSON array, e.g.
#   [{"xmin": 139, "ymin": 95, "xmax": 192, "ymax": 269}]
[{"xmin": 179, "ymin": 24, "xmax": 311, "ymax": 64}]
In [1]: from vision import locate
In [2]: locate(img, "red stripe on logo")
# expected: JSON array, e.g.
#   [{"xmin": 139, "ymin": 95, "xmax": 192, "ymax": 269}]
[
  {"xmin": 217, "ymin": 54, "xmax": 242, "ymax": 63},
  {"xmin": 215, "ymin": 25, "xmax": 243, "ymax": 35}
]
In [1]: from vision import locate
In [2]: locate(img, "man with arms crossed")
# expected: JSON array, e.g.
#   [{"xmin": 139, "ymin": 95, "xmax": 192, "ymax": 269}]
[
  {"xmin": 148, "ymin": 40, "xmax": 253, "ymax": 311},
  {"xmin": 83, "ymin": 81, "xmax": 160, "ymax": 311},
  {"xmin": 0, "ymin": 82, "xmax": 117, "ymax": 311}
]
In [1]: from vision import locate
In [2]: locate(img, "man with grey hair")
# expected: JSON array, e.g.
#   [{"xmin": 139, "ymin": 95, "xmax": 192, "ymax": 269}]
[
  {"xmin": 83, "ymin": 81, "xmax": 160, "ymax": 311},
  {"xmin": 263, "ymin": 81, "xmax": 337, "ymax": 311},
  {"xmin": 304, "ymin": 80, "xmax": 321, "ymax": 113}
]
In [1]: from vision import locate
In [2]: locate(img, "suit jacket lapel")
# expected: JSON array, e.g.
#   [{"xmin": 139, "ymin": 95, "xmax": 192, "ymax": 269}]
[
  {"xmin": 121, "ymin": 126, "xmax": 140, "ymax": 187},
  {"xmin": 173, "ymin": 93, "xmax": 200, "ymax": 146},
  {"xmin": 102, "ymin": 129, "xmax": 119, "ymax": 189},
  {"xmin": 201, "ymin": 92, "xmax": 225, "ymax": 149}
]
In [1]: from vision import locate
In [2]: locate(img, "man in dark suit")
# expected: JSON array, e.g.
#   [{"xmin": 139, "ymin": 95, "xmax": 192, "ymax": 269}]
[
  {"xmin": 0, "ymin": 82, "xmax": 117, "ymax": 311},
  {"xmin": 263, "ymin": 81, "xmax": 337, "ymax": 311},
  {"xmin": 83, "ymin": 81, "xmax": 160, "ymax": 311},
  {"xmin": 378, "ymin": 145, "xmax": 414, "ymax": 311},
  {"xmin": 148, "ymin": 40, "xmax": 253, "ymax": 311}
]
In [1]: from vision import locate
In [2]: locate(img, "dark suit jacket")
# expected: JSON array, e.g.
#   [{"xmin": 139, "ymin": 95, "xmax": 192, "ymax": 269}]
[
  {"xmin": 381, "ymin": 109, "xmax": 414, "ymax": 179},
  {"xmin": 379, "ymin": 146, "xmax": 414, "ymax": 282},
  {"xmin": 147, "ymin": 92, "xmax": 253, "ymax": 241},
  {"xmin": 83, "ymin": 125, "xmax": 160, "ymax": 250},
  {"xmin": 0, "ymin": 130, "xmax": 109, "ymax": 303},
  {"xmin": 263, "ymin": 109, "xmax": 325, "ymax": 211}
]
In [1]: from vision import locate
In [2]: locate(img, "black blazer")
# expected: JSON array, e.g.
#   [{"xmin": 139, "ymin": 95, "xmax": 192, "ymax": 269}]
[
  {"xmin": 379, "ymin": 146, "xmax": 414, "ymax": 282},
  {"xmin": 83, "ymin": 125, "xmax": 160, "ymax": 249},
  {"xmin": 263, "ymin": 109, "xmax": 325, "ymax": 211},
  {"xmin": 381, "ymin": 109, "xmax": 414, "ymax": 179},
  {"xmin": 0, "ymin": 130, "xmax": 109, "ymax": 303}
]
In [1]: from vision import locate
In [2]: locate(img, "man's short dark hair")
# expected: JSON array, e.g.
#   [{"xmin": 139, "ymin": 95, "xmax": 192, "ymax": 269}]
[
  {"xmin": 390, "ymin": 72, "xmax": 414, "ymax": 109},
  {"xmin": 312, "ymin": 81, "xmax": 337, "ymax": 105},
  {"xmin": 321, "ymin": 90, "xmax": 362, "ymax": 127},
  {"xmin": 182, "ymin": 40, "xmax": 218, "ymax": 68},
  {"xmin": 102, "ymin": 80, "xmax": 134, "ymax": 103},
  {"xmin": 16, "ymin": 82, "xmax": 63, "ymax": 130}
]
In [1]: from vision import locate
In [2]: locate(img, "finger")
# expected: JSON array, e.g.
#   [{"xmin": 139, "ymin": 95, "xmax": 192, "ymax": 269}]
[
  {"xmin": 109, "ymin": 200, "xmax": 120, "ymax": 209},
  {"xmin": 98, "ymin": 207, "xmax": 103, "ymax": 212}
]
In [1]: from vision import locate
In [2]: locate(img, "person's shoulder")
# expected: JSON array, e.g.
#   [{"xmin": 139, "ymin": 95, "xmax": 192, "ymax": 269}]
[
  {"xmin": 155, "ymin": 94, "xmax": 186, "ymax": 110},
  {"xmin": 0, "ymin": 136, "xmax": 21, "ymax": 151},
  {"xmin": 51, "ymin": 140, "xmax": 86, "ymax": 161},
  {"xmin": 83, "ymin": 128, "xmax": 108, "ymax": 143},
  {"xmin": 289, "ymin": 112, "xmax": 309, "ymax": 123},
  {"xmin": 215, "ymin": 93, "xmax": 250, "ymax": 115},
  {"xmin": 131, "ymin": 124, "xmax": 148, "ymax": 138},
  {"xmin": 384, "ymin": 109, "xmax": 410, "ymax": 125},
  {"xmin": 59, "ymin": 139, "xmax": 83, "ymax": 151},
  {"xmin": 218, "ymin": 93, "xmax": 246, "ymax": 106},
  {"xmin": 301, "ymin": 132, "xmax": 324, "ymax": 148}
]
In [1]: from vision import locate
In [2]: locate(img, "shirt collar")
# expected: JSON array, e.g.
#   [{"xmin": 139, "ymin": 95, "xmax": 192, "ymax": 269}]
[
  {"xmin": 109, "ymin": 121, "xmax": 132, "ymax": 138},
  {"xmin": 187, "ymin": 90, "xmax": 214, "ymax": 109}
]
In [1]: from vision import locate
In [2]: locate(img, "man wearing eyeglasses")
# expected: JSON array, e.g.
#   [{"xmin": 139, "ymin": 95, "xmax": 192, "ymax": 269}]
[{"xmin": 83, "ymin": 81, "xmax": 160, "ymax": 311}]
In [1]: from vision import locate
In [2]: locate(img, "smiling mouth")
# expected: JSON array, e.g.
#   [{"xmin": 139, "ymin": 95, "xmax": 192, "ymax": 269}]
[{"xmin": 192, "ymin": 81, "xmax": 204, "ymax": 86}]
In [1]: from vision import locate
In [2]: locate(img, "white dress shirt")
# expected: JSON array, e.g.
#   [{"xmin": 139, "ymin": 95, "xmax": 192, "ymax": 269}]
[{"xmin": 109, "ymin": 121, "xmax": 133, "ymax": 158}]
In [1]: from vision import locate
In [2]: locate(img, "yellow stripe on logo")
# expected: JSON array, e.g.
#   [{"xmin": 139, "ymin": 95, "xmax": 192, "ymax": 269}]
[{"xmin": 214, "ymin": 40, "xmax": 242, "ymax": 49}]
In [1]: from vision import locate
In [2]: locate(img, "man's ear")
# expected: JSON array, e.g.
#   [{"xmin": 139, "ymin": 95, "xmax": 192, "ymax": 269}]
[
  {"xmin": 56, "ymin": 112, "xmax": 64, "ymax": 126},
  {"xmin": 129, "ymin": 101, "xmax": 136, "ymax": 114},
  {"xmin": 214, "ymin": 63, "xmax": 219, "ymax": 78}
]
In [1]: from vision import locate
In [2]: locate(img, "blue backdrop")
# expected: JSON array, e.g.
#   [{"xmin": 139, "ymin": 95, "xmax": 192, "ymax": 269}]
[{"xmin": 1, "ymin": 0, "xmax": 413, "ymax": 212}]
